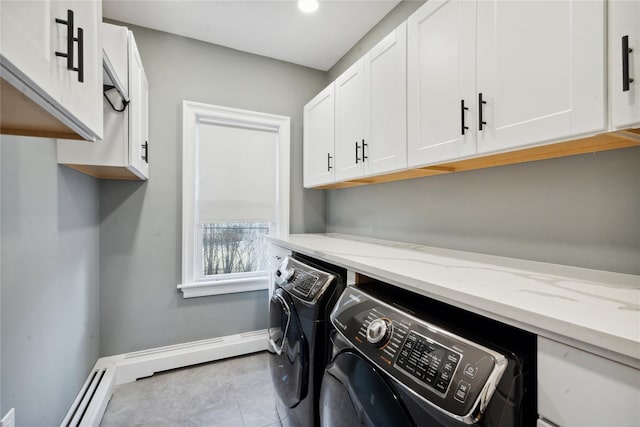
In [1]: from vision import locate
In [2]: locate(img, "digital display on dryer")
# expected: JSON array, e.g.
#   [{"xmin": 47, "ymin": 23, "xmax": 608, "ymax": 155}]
[
  {"xmin": 291, "ymin": 270, "xmax": 321, "ymax": 297},
  {"xmin": 395, "ymin": 331, "xmax": 462, "ymax": 396}
]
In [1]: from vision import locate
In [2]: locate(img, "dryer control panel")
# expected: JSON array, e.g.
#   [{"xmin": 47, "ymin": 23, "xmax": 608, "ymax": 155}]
[
  {"xmin": 330, "ymin": 286, "xmax": 508, "ymax": 423},
  {"xmin": 275, "ymin": 257, "xmax": 336, "ymax": 305}
]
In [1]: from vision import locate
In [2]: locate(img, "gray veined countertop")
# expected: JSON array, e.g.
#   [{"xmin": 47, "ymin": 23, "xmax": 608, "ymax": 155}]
[{"xmin": 267, "ymin": 233, "xmax": 640, "ymax": 369}]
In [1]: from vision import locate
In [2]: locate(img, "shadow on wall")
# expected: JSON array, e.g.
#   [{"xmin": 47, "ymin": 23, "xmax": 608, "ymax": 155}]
[
  {"xmin": 57, "ymin": 166, "xmax": 101, "ymax": 230},
  {"xmin": 98, "ymin": 179, "xmax": 148, "ymax": 254}
]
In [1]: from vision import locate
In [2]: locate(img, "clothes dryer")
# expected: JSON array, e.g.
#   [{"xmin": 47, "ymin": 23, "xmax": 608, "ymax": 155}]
[{"xmin": 268, "ymin": 255, "xmax": 345, "ymax": 427}]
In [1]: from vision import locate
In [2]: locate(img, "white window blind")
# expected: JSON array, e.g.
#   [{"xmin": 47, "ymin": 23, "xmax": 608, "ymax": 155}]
[
  {"xmin": 197, "ymin": 121, "xmax": 277, "ymax": 223},
  {"xmin": 179, "ymin": 101, "xmax": 290, "ymax": 298}
]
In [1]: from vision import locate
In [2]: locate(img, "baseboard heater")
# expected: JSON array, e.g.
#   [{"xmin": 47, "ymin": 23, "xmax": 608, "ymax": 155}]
[
  {"xmin": 60, "ymin": 363, "xmax": 116, "ymax": 427},
  {"xmin": 60, "ymin": 329, "xmax": 268, "ymax": 426}
]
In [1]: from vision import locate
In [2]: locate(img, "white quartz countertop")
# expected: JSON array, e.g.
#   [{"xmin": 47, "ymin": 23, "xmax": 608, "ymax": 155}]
[{"xmin": 267, "ymin": 233, "xmax": 640, "ymax": 368}]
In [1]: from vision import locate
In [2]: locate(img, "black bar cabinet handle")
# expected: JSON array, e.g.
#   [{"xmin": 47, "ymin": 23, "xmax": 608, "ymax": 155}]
[
  {"xmin": 355, "ymin": 141, "xmax": 361, "ymax": 164},
  {"xmin": 55, "ymin": 9, "xmax": 74, "ymax": 70},
  {"xmin": 461, "ymin": 100, "xmax": 469, "ymax": 135},
  {"xmin": 74, "ymin": 27, "xmax": 84, "ymax": 83},
  {"xmin": 362, "ymin": 139, "xmax": 368, "ymax": 161},
  {"xmin": 142, "ymin": 141, "xmax": 149, "ymax": 163},
  {"xmin": 622, "ymin": 35, "xmax": 634, "ymax": 92},
  {"xmin": 478, "ymin": 93, "xmax": 487, "ymax": 131},
  {"xmin": 327, "ymin": 153, "xmax": 333, "ymax": 171}
]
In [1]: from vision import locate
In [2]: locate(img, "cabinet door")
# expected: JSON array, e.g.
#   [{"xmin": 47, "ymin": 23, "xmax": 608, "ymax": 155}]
[
  {"xmin": 129, "ymin": 33, "xmax": 149, "ymax": 179},
  {"xmin": 476, "ymin": 0, "xmax": 606, "ymax": 154},
  {"xmin": 1, "ymin": 1, "xmax": 102, "ymax": 140},
  {"xmin": 334, "ymin": 60, "xmax": 365, "ymax": 181},
  {"xmin": 303, "ymin": 83, "xmax": 335, "ymax": 188},
  {"xmin": 609, "ymin": 0, "xmax": 640, "ymax": 129},
  {"xmin": 538, "ymin": 337, "xmax": 640, "ymax": 426},
  {"xmin": 363, "ymin": 21, "xmax": 408, "ymax": 176},
  {"xmin": 407, "ymin": 0, "xmax": 476, "ymax": 167},
  {"xmin": 1, "ymin": 1, "xmax": 61, "ymax": 101},
  {"xmin": 58, "ymin": 0, "xmax": 102, "ymax": 140}
]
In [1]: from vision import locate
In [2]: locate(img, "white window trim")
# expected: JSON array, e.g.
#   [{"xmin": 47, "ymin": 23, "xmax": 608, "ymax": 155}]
[{"xmin": 178, "ymin": 100, "xmax": 290, "ymax": 298}]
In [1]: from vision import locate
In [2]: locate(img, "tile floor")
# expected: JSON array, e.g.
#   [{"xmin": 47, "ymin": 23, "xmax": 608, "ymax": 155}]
[{"xmin": 100, "ymin": 351, "xmax": 281, "ymax": 427}]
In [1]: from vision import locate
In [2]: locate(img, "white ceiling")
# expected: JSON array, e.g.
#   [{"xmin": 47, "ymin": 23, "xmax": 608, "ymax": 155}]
[{"xmin": 103, "ymin": 0, "xmax": 401, "ymax": 71}]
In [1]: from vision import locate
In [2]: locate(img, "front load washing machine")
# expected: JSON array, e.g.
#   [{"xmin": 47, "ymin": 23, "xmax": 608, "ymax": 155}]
[
  {"xmin": 320, "ymin": 282, "xmax": 536, "ymax": 426},
  {"xmin": 268, "ymin": 255, "xmax": 346, "ymax": 427}
]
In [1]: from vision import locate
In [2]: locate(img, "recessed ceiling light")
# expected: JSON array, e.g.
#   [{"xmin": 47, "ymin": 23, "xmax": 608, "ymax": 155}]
[{"xmin": 298, "ymin": 0, "xmax": 319, "ymax": 13}]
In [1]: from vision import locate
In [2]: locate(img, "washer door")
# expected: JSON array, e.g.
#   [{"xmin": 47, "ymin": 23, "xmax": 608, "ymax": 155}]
[
  {"xmin": 268, "ymin": 288, "xmax": 308, "ymax": 408},
  {"xmin": 320, "ymin": 351, "xmax": 413, "ymax": 427}
]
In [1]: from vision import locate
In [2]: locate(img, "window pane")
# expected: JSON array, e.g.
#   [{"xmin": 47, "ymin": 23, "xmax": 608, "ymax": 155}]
[{"xmin": 201, "ymin": 223, "xmax": 270, "ymax": 276}]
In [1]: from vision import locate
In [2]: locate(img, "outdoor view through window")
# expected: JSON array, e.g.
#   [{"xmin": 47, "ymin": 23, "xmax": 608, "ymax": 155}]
[{"xmin": 201, "ymin": 222, "xmax": 270, "ymax": 276}]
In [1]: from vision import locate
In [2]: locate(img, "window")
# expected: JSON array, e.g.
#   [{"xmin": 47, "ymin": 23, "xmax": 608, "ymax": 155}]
[{"xmin": 179, "ymin": 101, "xmax": 290, "ymax": 297}]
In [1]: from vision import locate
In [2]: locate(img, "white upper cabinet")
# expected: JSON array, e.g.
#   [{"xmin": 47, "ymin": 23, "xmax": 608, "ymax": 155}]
[
  {"xmin": 364, "ymin": 22, "xmax": 407, "ymax": 176},
  {"xmin": 0, "ymin": 0, "xmax": 102, "ymax": 141},
  {"xmin": 335, "ymin": 21, "xmax": 408, "ymax": 181},
  {"xmin": 408, "ymin": 0, "xmax": 476, "ymax": 167},
  {"xmin": 408, "ymin": 0, "xmax": 606, "ymax": 167},
  {"xmin": 609, "ymin": 0, "xmax": 640, "ymax": 129},
  {"xmin": 335, "ymin": 60, "xmax": 366, "ymax": 181},
  {"xmin": 303, "ymin": 83, "xmax": 335, "ymax": 188},
  {"xmin": 56, "ymin": 0, "xmax": 102, "ymax": 139},
  {"xmin": 58, "ymin": 24, "xmax": 149, "ymax": 180},
  {"xmin": 476, "ymin": 0, "xmax": 606, "ymax": 154},
  {"xmin": 1, "ymin": 1, "xmax": 61, "ymax": 103},
  {"xmin": 128, "ymin": 34, "xmax": 150, "ymax": 179}
]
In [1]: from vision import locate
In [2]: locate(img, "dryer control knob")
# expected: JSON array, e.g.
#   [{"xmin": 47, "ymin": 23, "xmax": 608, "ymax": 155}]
[
  {"xmin": 283, "ymin": 267, "xmax": 296, "ymax": 282},
  {"xmin": 366, "ymin": 318, "xmax": 392, "ymax": 347}
]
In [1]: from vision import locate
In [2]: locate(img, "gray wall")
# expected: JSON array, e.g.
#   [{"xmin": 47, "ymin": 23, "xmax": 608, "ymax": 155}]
[
  {"xmin": 99, "ymin": 23, "xmax": 327, "ymax": 356},
  {"xmin": 1, "ymin": 136, "xmax": 100, "ymax": 426},
  {"xmin": 323, "ymin": 0, "xmax": 640, "ymax": 275},
  {"xmin": 327, "ymin": 149, "xmax": 640, "ymax": 274},
  {"xmin": 326, "ymin": 0, "xmax": 425, "ymax": 81}
]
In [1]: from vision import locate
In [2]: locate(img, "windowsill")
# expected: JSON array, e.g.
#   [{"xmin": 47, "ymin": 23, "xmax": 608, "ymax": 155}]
[{"xmin": 177, "ymin": 275, "xmax": 269, "ymax": 298}]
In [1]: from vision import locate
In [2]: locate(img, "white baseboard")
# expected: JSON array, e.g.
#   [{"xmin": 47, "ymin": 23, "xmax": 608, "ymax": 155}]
[
  {"xmin": 60, "ymin": 361, "xmax": 117, "ymax": 427},
  {"xmin": 107, "ymin": 329, "xmax": 268, "ymax": 385},
  {"xmin": 62, "ymin": 330, "xmax": 268, "ymax": 426}
]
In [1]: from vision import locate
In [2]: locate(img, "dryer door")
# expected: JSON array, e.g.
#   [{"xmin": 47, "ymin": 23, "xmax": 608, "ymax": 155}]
[
  {"xmin": 268, "ymin": 288, "xmax": 308, "ymax": 408},
  {"xmin": 319, "ymin": 351, "xmax": 413, "ymax": 427}
]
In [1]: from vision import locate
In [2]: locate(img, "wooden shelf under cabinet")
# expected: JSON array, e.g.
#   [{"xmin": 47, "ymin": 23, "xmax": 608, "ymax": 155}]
[
  {"xmin": 61, "ymin": 164, "xmax": 144, "ymax": 180},
  {"xmin": 1, "ymin": 78, "xmax": 85, "ymax": 140},
  {"xmin": 314, "ymin": 129, "xmax": 640, "ymax": 189}
]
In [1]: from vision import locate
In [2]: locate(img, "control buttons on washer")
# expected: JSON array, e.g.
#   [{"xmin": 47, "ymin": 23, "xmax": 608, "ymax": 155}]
[
  {"xmin": 435, "ymin": 378, "xmax": 449, "ymax": 393},
  {"xmin": 454, "ymin": 380, "xmax": 471, "ymax": 403},
  {"xmin": 447, "ymin": 352, "xmax": 460, "ymax": 364},
  {"xmin": 366, "ymin": 318, "xmax": 392, "ymax": 348},
  {"xmin": 463, "ymin": 363, "xmax": 478, "ymax": 378},
  {"xmin": 395, "ymin": 331, "xmax": 462, "ymax": 396}
]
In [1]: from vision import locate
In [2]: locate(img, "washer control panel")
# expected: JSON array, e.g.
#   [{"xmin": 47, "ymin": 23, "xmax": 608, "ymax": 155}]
[
  {"xmin": 330, "ymin": 286, "xmax": 508, "ymax": 421},
  {"xmin": 395, "ymin": 330, "xmax": 462, "ymax": 396},
  {"xmin": 275, "ymin": 257, "xmax": 335, "ymax": 304},
  {"xmin": 366, "ymin": 317, "xmax": 392, "ymax": 347}
]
